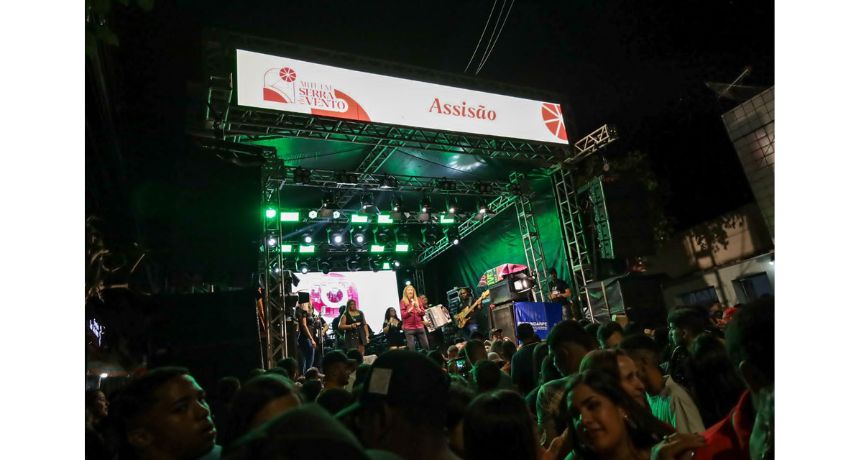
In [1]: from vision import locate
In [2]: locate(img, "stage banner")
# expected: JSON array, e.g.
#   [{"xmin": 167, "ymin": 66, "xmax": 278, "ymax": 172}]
[
  {"xmin": 514, "ymin": 302, "xmax": 564, "ymax": 340},
  {"xmin": 236, "ymin": 49, "xmax": 569, "ymax": 144}
]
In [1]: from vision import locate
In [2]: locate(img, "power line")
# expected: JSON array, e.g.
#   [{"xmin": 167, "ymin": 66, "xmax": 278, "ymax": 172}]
[
  {"xmin": 476, "ymin": 0, "xmax": 516, "ymax": 75},
  {"xmin": 463, "ymin": 0, "xmax": 499, "ymax": 73},
  {"xmin": 475, "ymin": 0, "xmax": 507, "ymax": 75}
]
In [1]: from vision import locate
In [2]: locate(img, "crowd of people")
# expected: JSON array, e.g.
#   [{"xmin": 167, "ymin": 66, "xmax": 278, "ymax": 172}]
[{"xmin": 85, "ymin": 294, "xmax": 774, "ymax": 460}]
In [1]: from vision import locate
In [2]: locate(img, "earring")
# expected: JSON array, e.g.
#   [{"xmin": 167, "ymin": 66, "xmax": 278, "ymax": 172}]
[{"xmin": 623, "ymin": 414, "xmax": 639, "ymax": 431}]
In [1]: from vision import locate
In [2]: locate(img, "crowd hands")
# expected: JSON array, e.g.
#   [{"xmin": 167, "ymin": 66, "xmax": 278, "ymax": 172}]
[{"xmin": 85, "ymin": 297, "xmax": 773, "ymax": 460}]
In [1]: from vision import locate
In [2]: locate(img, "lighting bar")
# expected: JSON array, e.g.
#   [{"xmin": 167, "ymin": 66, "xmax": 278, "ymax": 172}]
[
  {"xmin": 370, "ymin": 244, "xmax": 386, "ymax": 253},
  {"xmin": 439, "ymin": 214, "xmax": 456, "ymax": 224},
  {"xmin": 265, "ymin": 208, "xmax": 277, "ymax": 219},
  {"xmin": 378, "ymin": 214, "xmax": 394, "ymax": 224},
  {"xmin": 281, "ymin": 244, "xmax": 293, "ymax": 253},
  {"xmin": 351, "ymin": 214, "xmax": 369, "ymax": 223},
  {"xmin": 299, "ymin": 245, "xmax": 315, "ymax": 254},
  {"xmin": 281, "ymin": 211, "xmax": 300, "ymax": 222},
  {"xmin": 395, "ymin": 243, "xmax": 409, "ymax": 252},
  {"xmin": 383, "ymin": 262, "xmax": 391, "ymax": 270}
]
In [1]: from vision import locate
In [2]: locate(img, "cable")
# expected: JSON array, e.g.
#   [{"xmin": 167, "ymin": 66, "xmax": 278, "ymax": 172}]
[
  {"xmin": 281, "ymin": 146, "xmax": 366, "ymax": 163},
  {"xmin": 475, "ymin": 0, "xmax": 506, "ymax": 75},
  {"xmin": 393, "ymin": 148, "xmax": 486, "ymax": 179},
  {"xmin": 476, "ymin": 0, "xmax": 516, "ymax": 75},
  {"xmin": 464, "ymin": 0, "xmax": 499, "ymax": 74}
]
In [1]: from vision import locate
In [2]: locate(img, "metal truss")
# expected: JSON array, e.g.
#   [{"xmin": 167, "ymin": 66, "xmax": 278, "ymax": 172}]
[
  {"xmin": 586, "ymin": 178, "xmax": 614, "ymax": 260},
  {"xmin": 513, "ymin": 172, "xmax": 550, "ymax": 302},
  {"xmin": 261, "ymin": 170, "xmax": 291, "ymax": 368},
  {"xmin": 333, "ymin": 142, "xmax": 398, "ymax": 208},
  {"xmin": 269, "ymin": 165, "xmax": 509, "ymax": 196},
  {"xmin": 416, "ymin": 193, "xmax": 519, "ymax": 265},
  {"xmin": 414, "ymin": 269, "xmax": 426, "ymax": 297}
]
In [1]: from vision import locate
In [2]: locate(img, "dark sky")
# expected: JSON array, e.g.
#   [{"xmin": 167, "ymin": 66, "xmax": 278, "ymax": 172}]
[{"xmin": 92, "ymin": 0, "xmax": 774, "ymax": 277}]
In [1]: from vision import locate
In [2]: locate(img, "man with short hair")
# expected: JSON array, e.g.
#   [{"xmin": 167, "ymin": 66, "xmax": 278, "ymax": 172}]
[
  {"xmin": 597, "ymin": 321, "xmax": 624, "ymax": 349},
  {"xmin": 322, "ymin": 351, "xmax": 357, "ymax": 390},
  {"xmin": 668, "ymin": 306, "xmax": 709, "ymax": 351},
  {"xmin": 620, "ymin": 334, "xmax": 705, "ymax": 434},
  {"xmin": 276, "ymin": 357, "xmax": 300, "ymax": 382},
  {"xmin": 510, "ymin": 322, "xmax": 541, "ymax": 394},
  {"xmin": 548, "ymin": 267, "xmax": 578, "ymax": 320},
  {"xmin": 464, "ymin": 339, "xmax": 514, "ymax": 390},
  {"xmin": 113, "ymin": 367, "xmax": 220, "ymax": 460},
  {"xmin": 337, "ymin": 350, "xmax": 459, "ymax": 460},
  {"xmin": 537, "ymin": 320, "xmax": 598, "ymax": 445},
  {"xmin": 696, "ymin": 297, "xmax": 774, "ymax": 459}
]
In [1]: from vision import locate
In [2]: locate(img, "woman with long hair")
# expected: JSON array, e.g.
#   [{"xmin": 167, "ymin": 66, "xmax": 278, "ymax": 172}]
[
  {"xmin": 463, "ymin": 390, "xmax": 542, "ymax": 460},
  {"xmin": 687, "ymin": 333, "xmax": 746, "ymax": 427},
  {"xmin": 338, "ymin": 299, "xmax": 369, "ymax": 355},
  {"xmin": 382, "ymin": 306, "xmax": 406, "ymax": 349},
  {"xmin": 579, "ymin": 349, "xmax": 648, "ymax": 408},
  {"xmin": 220, "ymin": 374, "xmax": 301, "ymax": 447},
  {"xmin": 400, "ymin": 284, "xmax": 429, "ymax": 351},
  {"xmin": 565, "ymin": 370, "xmax": 674, "ymax": 460}
]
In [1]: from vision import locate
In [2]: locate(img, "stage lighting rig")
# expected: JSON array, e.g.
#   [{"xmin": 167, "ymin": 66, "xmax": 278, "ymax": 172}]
[
  {"xmin": 302, "ymin": 232, "xmax": 313, "ymax": 244},
  {"xmin": 446, "ymin": 226, "xmax": 460, "ymax": 245},
  {"xmin": 294, "ymin": 167, "xmax": 312, "ymax": 184},
  {"xmin": 391, "ymin": 196, "xmax": 402, "ymax": 212},
  {"xmin": 446, "ymin": 197, "xmax": 458, "ymax": 214},
  {"xmin": 319, "ymin": 259, "xmax": 331, "ymax": 274},
  {"xmin": 421, "ymin": 196, "xmax": 432, "ymax": 213},
  {"xmin": 381, "ymin": 174, "xmax": 399, "ymax": 188},
  {"xmin": 477, "ymin": 200, "xmax": 489, "ymax": 215},
  {"xmin": 422, "ymin": 226, "xmax": 440, "ymax": 245},
  {"xmin": 361, "ymin": 192, "xmax": 375, "ymax": 211},
  {"xmin": 298, "ymin": 261, "xmax": 310, "ymax": 274},
  {"xmin": 328, "ymin": 227, "xmax": 346, "ymax": 246},
  {"xmin": 351, "ymin": 227, "xmax": 368, "ymax": 246}
]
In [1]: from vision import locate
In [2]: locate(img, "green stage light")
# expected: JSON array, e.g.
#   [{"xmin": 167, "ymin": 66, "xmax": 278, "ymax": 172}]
[
  {"xmin": 351, "ymin": 214, "xmax": 369, "ymax": 224},
  {"xmin": 265, "ymin": 208, "xmax": 277, "ymax": 219},
  {"xmin": 378, "ymin": 214, "xmax": 394, "ymax": 224},
  {"xmin": 281, "ymin": 244, "xmax": 293, "ymax": 253},
  {"xmin": 299, "ymin": 245, "xmax": 315, "ymax": 254},
  {"xmin": 281, "ymin": 211, "xmax": 300, "ymax": 222},
  {"xmin": 440, "ymin": 214, "xmax": 456, "ymax": 224},
  {"xmin": 395, "ymin": 243, "xmax": 409, "ymax": 252},
  {"xmin": 383, "ymin": 262, "xmax": 391, "ymax": 270},
  {"xmin": 370, "ymin": 244, "xmax": 385, "ymax": 253}
]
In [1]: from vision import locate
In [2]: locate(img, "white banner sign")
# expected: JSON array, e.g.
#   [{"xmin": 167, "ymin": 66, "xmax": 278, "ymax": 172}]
[{"xmin": 236, "ymin": 49, "xmax": 569, "ymax": 144}]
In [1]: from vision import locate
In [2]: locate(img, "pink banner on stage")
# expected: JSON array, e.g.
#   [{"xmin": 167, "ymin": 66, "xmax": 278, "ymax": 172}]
[{"xmin": 477, "ymin": 263, "xmax": 529, "ymax": 287}]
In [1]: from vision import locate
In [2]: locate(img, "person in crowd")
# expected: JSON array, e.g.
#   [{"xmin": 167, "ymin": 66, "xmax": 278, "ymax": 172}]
[
  {"xmin": 537, "ymin": 320, "xmax": 598, "ymax": 445},
  {"xmin": 668, "ymin": 307, "xmax": 709, "ymax": 352},
  {"xmin": 579, "ymin": 349, "xmax": 648, "ymax": 408},
  {"xmin": 490, "ymin": 328, "xmax": 504, "ymax": 343},
  {"xmin": 299, "ymin": 379, "xmax": 322, "ymax": 405},
  {"xmin": 333, "ymin": 304, "xmax": 347, "ymax": 349},
  {"xmin": 316, "ymin": 388, "xmax": 354, "ymax": 415},
  {"xmin": 111, "ymin": 367, "xmax": 221, "ymax": 460},
  {"xmin": 339, "ymin": 299, "xmax": 370, "ymax": 355},
  {"xmin": 275, "ymin": 357, "xmax": 300, "ymax": 382},
  {"xmin": 487, "ymin": 351, "xmax": 503, "ymax": 366},
  {"xmin": 619, "ymin": 334, "xmax": 705, "ymax": 434},
  {"xmin": 220, "ymin": 403, "xmax": 377, "ymax": 460},
  {"xmin": 565, "ymin": 369, "xmax": 675, "ymax": 460},
  {"xmin": 511, "ymin": 323, "xmax": 542, "ymax": 394},
  {"xmin": 489, "ymin": 339, "xmax": 505, "ymax": 358},
  {"xmin": 500, "ymin": 340, "xmax": 517, "ymax": 374},
  {"xmin": 304, "ymin": 367, "xmax": 322, "ymax": 382},
  {"xmin": 220, "ymin": 374, "xmax": 301, "ymax": 447},
  {"xmin": 296, "ymin": 301, "xmax": 317, "ymax": 374},
  {"xmin": 584, "ymin": 323, "xmax": 601, "ymax": 343},
  {"xmin": 464, "ymin": 339, "xmax": 514, "ymax": 389},
  {"xmin": 401, "ymin": 284, "xmax": 430, "ymax": 351},
  {"xmin": 86, "ymin": 389, "xmax": 109, "ymax": 428},
  {"xmin": 246, "ymin": 368, "xmax": 266, "ymax": 380},
  {"xmin": 265, "ymin": 367, "xmax": 289, "ymax": 378},
  {"xmin": 445, "ymin": 381, "xmax": 476, "ymax": 458},
  {"xmin": 597, "ymin": 321, "xmax": 624, "ymax": 349},
  {"xmin": 548, "ymin": 267, "xmax": 577, "ymax": 320},
  {"xmin": 426, "ymin": 350, "xmax": 448, "ymax": 372},
  {"xmin": 351, "ymin": 363, "xmax": 373, "ymax": 396},
  {"xmin": 322, "ymin": 350, "xmax": 356, "ymax": 391},
  {"xmin": 447, "ymin": 344, "xmax": 460, "ymax": 361},
  {"xmin": 526, "ymin": 354, "xmax": 561, "ymax": 418},
  {"xmin": 471, "ymin": 360, "xmax": 502, "ymax": 393},
  {"xmin": 686, "ymin": 333, "xmax": 746, "ymax": 427},
  {"xmin": 337, "ymin": 350, "xmax": 459, "ymax": 460},
  {"xmin": 382, "ymin": 306, "xmax": 406, "ymax": 350},
  {"xmin": 462, "ymin": 390, "xmax": 542, "ymax": 460},
  {"xmin": 344, "ymin": 349, "xmax": 364, "ymax": 392},
  {"xmin": 211, "ymin": 377, "xmax": 241, "ymax": 444},
  {"xmin": 695, "ymin": 297, "xmax": 774, "ymax": 460}
]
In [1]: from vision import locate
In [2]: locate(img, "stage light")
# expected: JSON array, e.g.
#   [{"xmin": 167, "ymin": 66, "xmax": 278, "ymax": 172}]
[
  {"xmin": 351, "ymin": 227, "xmax": 367, "ymax": 246},
  {"xmin": 477, "ymin": 201, "xmax": 488, "ymax": 214},
  {"xmin": 265, "ymin": 207, "xmax": 277, "ymax": 219},
  {"xmin": 308, "ymin": 210, "xmax": 318, "ymax": 219},
  {"xmin": 370, "ymin": 244, "xmax": 385, "ymax": 253},
  {"xmin": 378, "ymin": 214, "xmax": 394, "ymax": 225},
  {"xmin": 370, "ymin": 259, "xmax": 381, "ymax": 272},
  {"xmin": 447, "ymin": 227, "xmax": 460, "ymax": 245},
  {"xmin": 319, "ymin": 259, "xmax": 331, "ymax": 274},
  {"xmin": 267, "ymin": 236, "xmax": 278, "ymax": 247},
  {"xmin": 99, "ymin": 372, "xmax": 109, "ymax": 378},
  {"xmin": 375, "ymin": 226, "xmax": 392, "ymax": 243},
  {"xmin": 347, "ymin": 255, "xmax": 361, "ymax": 272},
  {"xmin": 299, "ymin": 244, "xmax": 315, "ymax": 254},
  {"xmin": 334, "ymin": 234, "xmax": 343, "ymax": 244},
  {"xmin": 446, "ymin": 197, "xmax": 458, "ymax": 214},
  {"xmin": 328, "ymin": 227, "xmax": 346, "ymax": 246},
  {"xmin": 361, "ymin": 192, "xmax": 375, "ymax": 211},
  {"xmin": 392, "ymin": 259, "xmax": 401, "ymax": 268},
  {"xmin": 298, "ymin": 261, "xmax": 310, "ymax": 274},
  {"xmin": 395, "ymin": 243, "xmax": 409, "ymax": 252},
  {"xmin": 381, "ymin": 174, "xmax": 399, "ymax": 188},
  {"xmin": 281, "ymin": 244, "xmax": 293, "ymax": 253},
  {"xmin": 382, "ymin": 262, "xmax": 391, "ymax": 270},
  {"xmin": 321, "ymin": 192, "xmax": 334, "ymax": 209},
  {"xmin": 391, "ymin": 196, "xmax": 402, "ymax": 212},
  {"xmin": 405, "ymin": 280, "xmax": 412, "ymax": 285},
  {"xmin": 421, "ymin": 196, "xmax": 431, "ymax": 213},
  {"xmin": 302, "ymin": 233, "xmax": 313, "ymax": 244},
  {"xmin": 476, "ymin": 181, "xmax": 491, "ymax": 194},
  {"xmin": 272, "ymin": 266, "xmax": 281, "ymax": 274},
  {"xmin": 281, "ymin": 211, "xmax": 300, "ymax": 222},
  {"xmin": 294, "ymin": 167, "xmax": 311, "ymax": 184},
  {"xmin": 440, "ymin": 214, "xmax": 456, "ymax": 224},
  {"xmin": 422, "ymin": 226, "xmax": 440, "ymax": 245},
  {"xmin": 351, "ymin": 214, "xmax": 369, "ymax": 224},
  {"xmin": 332, "ymin": 210, "xmax": 342, "ymax": 219}
]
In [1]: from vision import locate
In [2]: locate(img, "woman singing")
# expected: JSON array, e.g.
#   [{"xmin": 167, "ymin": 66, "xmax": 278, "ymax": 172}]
[
  {"xmin": 400, "ymin": 284, "xmax": 429, "ymax": 351},
  {"xmin": 338, "ymin": 299, "xmax": 369, "ymax": 355},
  {"xmin": 382, "ymin": 307, "xmax": 406, "ymax": 350}
]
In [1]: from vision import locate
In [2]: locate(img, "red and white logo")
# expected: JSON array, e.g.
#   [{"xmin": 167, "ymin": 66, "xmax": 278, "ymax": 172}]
[
  {"xmin": 262, "ymin": 66, "xmax": 371, "ymax": 122},
  {"xmin": 541, "ymin": 103, "xmax": 568, "ymax": 141}
]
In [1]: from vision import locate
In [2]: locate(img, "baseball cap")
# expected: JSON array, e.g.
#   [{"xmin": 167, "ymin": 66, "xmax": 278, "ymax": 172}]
[
  {"xmin": 322, "ymin": 350, "xmax": 357, "ymax": 370},
  {"xmin": 336, "ymin": 350, "xmax": 449, "ymax": 422},
  {"xmin": 487, "ymin": 352, "xmax": 503, "ymax": 363}
]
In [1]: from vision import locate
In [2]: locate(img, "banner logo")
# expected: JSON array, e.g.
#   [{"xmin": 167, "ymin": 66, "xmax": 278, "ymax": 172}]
[
  {"xmin": 541, "ymin": 103, "xmax": 568, "ymax": 141},
  {"xmin": 263, "ymin": 66, "xmax": 370, "ymax": 121}
]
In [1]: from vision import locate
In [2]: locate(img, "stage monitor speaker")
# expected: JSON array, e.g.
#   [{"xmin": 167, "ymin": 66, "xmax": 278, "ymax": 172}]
[
  {"xmin": 489, "ymin": 278, "xmax": 533, "ymax": 305},
  {"xmin": 489, "ymin": 302, "xmax": 516, "ymax": 342},
  {"xmin": 600, "ymin": 174, "xmax": 655, "ymax": 258},
  {"xmin": 612, "ymin": 275, "xmax": 667, "ymax": 328}
]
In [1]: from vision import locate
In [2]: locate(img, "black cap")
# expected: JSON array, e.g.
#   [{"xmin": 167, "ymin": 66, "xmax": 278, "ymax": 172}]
[
  {"xmin": 337, "ymin": 350, "xmax": 449, "ymax": 422},
  {"xmin": 322, "ymin": 350, "xmax": 357, "ymax": 371}
]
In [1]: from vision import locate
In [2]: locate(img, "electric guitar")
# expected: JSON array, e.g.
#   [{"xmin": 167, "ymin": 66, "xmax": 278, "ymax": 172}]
[{"xmin": 454, "ymin": 290, "xmax": 490, "ymax": 328}]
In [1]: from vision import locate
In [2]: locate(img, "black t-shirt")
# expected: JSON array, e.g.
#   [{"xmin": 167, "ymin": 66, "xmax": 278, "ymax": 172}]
[
  {"xmin": 296, "ymin": 309, "xmax": 312, "ymax": 338},
  {"xmin": 550, "ymin": 278, "xmax": 571, "ymax": 303}
]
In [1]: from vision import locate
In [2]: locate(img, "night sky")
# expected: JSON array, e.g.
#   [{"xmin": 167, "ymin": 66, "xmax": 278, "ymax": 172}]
[{"xmin": 89, "ymin": 0, "xmax": 774, "ymax": 278}]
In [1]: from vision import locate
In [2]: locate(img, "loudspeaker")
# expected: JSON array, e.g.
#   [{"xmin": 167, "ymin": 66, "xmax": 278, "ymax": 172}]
[
  {"xmin": 489, "ymin": 302, "xmax": 516, "ymax": 342},
  {"xmin": 613, "ymin": 275, "xmax": 667, "ymax": 328},
  {"xmin": 600, "ymin": 174, "xmax": 655, "ymax": 258}
]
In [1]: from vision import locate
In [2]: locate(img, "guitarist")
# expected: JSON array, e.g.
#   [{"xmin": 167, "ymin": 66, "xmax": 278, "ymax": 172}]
[{"xmin": 456, "ymin": 287, "xmax": 485, "ymax": 340}]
